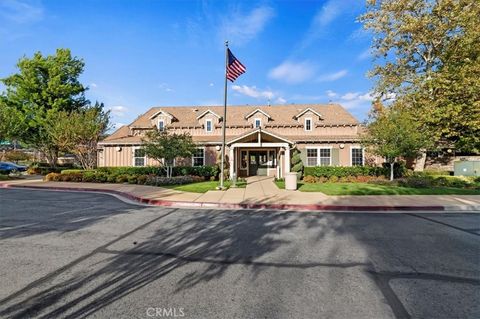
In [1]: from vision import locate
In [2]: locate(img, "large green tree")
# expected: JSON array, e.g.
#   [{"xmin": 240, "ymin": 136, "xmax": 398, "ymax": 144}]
[
  {"xmin": 142, "ymin": 130, "xmax": 196, "ymax": 177},
  {"xmin": 0, "ymin": 48, "xmax": 90, "ymax": 165},
  {"xmin": 359, "ymin": 0, "xmax": 480, "ymax": 153},
  {"xmin": 47, "ymin": 102, "xmax": 110, "ymax": 170},
  {"xmin": 362, "ymin": 105, "xmax": 430, "ymax": 180}
]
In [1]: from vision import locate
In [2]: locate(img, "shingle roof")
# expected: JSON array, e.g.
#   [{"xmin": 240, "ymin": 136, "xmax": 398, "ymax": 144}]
[
  {"xmin": 129, "ymin": 104, "xmax": 358, "ymax": 128},
  {"xmin": 100, "ymin": 104, "xmax": 360, "ymax": 144}
]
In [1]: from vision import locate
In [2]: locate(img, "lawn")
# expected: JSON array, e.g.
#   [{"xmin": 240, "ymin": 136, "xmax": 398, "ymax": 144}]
[
  {"xmin": 274, "ymin": 181, "xmax": 480, "ymax": 195},
  {"xmin": 164, "ymin": 180, "xmax": 247, "ymax": 193}
]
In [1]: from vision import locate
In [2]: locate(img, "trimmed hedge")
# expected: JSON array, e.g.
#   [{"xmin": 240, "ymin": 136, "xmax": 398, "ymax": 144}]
[
  {"xmin": 304, "ymin": 163, "xmax": 407, "ymax": 179},
  {"xmin": 45, "ymin": 171, "xmax": 205, "ymax": 186},
  {"xmin": 304, "ymin": 166, "xmax": 387, "ymax": 178},
  {"xmin": 96, "ymin": 165, "xmax": 219, "ymax": 179}
]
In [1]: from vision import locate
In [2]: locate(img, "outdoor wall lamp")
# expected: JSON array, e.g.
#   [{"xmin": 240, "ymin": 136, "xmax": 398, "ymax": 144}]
[
  {"xmin": 116, "ymin": 146, "xmax": 122, "ymax": 152},
  {"xmin": 339, "ymin": 143, "xmax": 345, "ymax": 149},
  {"xmin": 215, "ymin": 145, "xmax": 221, "ymax": 151}
]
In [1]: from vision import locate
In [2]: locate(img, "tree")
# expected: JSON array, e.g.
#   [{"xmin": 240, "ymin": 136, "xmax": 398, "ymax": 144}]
[
  {"xmin": 362, "ymin": 106, "xmax": 430, "ymax": 180},
  {"xmin": 47, "ymin": 102, "xmax": 110, "ymax": 170},
  {"xmin": 0, "ymin": 48, "xmax": 90, "ymax": 166},
  {"xmin": 359, "ymin": 0, "xmax": 480, "ymax": 153},
  {"xmin": 0, "ymin": 101, "xmax": 27, "ymax": 145},
  {"xmin": 291, "ymin": 148, "xmax": 303, "ymax": 179},
  {"xmin": 141, "ymin": 130, "xmax": 196, "ymax": 177}
]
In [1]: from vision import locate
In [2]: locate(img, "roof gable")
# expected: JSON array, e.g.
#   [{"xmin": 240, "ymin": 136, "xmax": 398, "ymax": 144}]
[
  {"xmin": 293, "ymin": 107, "xmax": 322, "ymax": 120},
  {"xmin": 196, "ymin": 109, "xmax": 221, "ymax": 120},
  {"xmin": 244, "ymin": 108, "xmax": 272, "ymax": 120},
  {"xmin": 149, "ymin": 109, "xmax": 174, "ymax": 120}
]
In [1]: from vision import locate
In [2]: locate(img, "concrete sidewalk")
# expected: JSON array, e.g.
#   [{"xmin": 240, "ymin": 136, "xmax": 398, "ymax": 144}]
[{"xmin": 1, "ymin": 176, "xmax": 480, "ymax": 211}]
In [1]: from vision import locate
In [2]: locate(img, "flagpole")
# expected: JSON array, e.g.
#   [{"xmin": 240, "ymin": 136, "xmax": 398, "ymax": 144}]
[{"xmin": 220, "ymin": 40, "xmax": 228, "ymax": 189}]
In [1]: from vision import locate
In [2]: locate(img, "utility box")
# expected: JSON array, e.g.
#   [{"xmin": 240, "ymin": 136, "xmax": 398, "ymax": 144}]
[{"xmin": 454, "ymin": 161, "xmax": 480, "ymax": 177}]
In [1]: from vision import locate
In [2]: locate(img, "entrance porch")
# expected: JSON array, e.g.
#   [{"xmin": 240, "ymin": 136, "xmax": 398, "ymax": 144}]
[{"xmin": 227, "ymin": 128, "xmax": 294, "ymax": 179}]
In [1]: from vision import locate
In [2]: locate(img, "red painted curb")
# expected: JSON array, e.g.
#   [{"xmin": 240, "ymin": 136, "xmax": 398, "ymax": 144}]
[{"xmin": 0, "ymin": 182, "xmax": 446, "ymax": 212}]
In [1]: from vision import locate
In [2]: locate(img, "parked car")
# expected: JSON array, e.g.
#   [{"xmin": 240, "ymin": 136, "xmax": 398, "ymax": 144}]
[{"xmin": 0, "ymin": 162, "xmax": 27, "ymax": 174}]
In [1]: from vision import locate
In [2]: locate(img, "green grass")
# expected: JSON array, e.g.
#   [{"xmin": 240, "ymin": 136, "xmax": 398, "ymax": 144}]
[
  {"xmin": 0, "ymin": 175, "xmax": 12, "ymax": 181},
  {"xmin": 164, "ymin": 180, "xmax": 247, "ymax": 193},
  {"xmin": 274, "ymin": 181, "xmax": 480, "ymax": 195}
]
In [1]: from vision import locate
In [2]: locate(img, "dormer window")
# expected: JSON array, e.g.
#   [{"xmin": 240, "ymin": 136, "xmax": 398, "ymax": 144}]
[
  {"xmin": 158, "ymin": 120, "xmax": 165, "ymax": 131},
  {"xmin": 254, "ymin": 118, "xmax": 261, "ymax": 128},
  {"xmin": 206, "ymin": 119, "xmax": 213, "ymax": 132},
  {"xmin": 305, "ymin": 118, "xmax": 312, "ymax": 131}
]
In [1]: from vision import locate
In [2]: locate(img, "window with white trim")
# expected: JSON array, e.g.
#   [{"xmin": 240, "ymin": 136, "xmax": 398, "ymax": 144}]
[
  {"xmin": 306, "ymin": 148, "xmax": 318, "ymax": 167},
  {"xmin": 319, "ymin": 148, "xmax": 331, "ymax": 166},
  {"xmin": 205, "ymin": 119, "xmax": 213, "ymax": 132},
  {"xmin": 351, "ymin": 147, "xmax": 364, "ymax": 166},
  {"xmin": 305, "ymin": 118, "xmax": 312, "ymax": 131},
  {"xmin": 306, "ymin": 147, "xmax": 331, "ymax": 166},
  {"xmin": 192, "ymin": 148, "xmax": 205, "ymax": 167},
  {"xmin": 158, "ymin": 120, "xmax": 165, "ymax": 131},
  {"xmin": 254, "ymin": 118, "xmax": 261, "ymax": 128},
  {"xmin": 133, "ymin": 147, "xmax": 146, "ymax": 167}
]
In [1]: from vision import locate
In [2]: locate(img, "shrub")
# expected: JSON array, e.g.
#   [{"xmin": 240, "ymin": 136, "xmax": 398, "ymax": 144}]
[
  {"xmin": 328, "ymin": 176, "xmax": 339, "ymax": 183},
  {"xmin": 115, "ymin": 174, "xmax": 129, "ymax": 183},
  {"xmin": 45, "ymin": 173, "xmax": 62, "ymax": 181},
  {"xmin": 381, "ymin": 162, "xmax": 407, "ymax": 178},
  {"xmin": 145, "ymin": 175, "xmax": 204, "ymax": 186},
  {"xmin": 137, "ymin": 175, "xmax": 148, "ymax": 185},
  {"xmin": 127, "ymin": 175, "xmax": 138, "ymax": 184},
  {"xmin": 0, "ymin": 169, "xmax": 9, "ymax": 175},
  {"xmin": 304, "ymin": 166, "xmax": 388, "ymax": 178},
  {"xmin": 60, "ymin": 169, "xmax": 85, "ymax": 174},
  {"xmin": 303, "ymin": 175, "xmax": 316, "ymax": 183}
]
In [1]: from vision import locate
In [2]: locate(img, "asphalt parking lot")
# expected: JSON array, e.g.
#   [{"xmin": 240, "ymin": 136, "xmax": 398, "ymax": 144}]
[{"xmin": 0, "ymin": 188, "xmax": 479, "ymax": 319}]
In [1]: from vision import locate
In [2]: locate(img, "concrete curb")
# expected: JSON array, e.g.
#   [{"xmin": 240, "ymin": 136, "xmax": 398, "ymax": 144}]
[{"xmin": 1, "ymin": 182, "xmax": 469, "ymax": 212}]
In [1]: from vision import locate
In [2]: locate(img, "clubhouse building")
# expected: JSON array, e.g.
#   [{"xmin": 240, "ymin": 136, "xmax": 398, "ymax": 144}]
[{"xmin": 97, "ymin": 104, "xmax": 367, "ymax": 178}]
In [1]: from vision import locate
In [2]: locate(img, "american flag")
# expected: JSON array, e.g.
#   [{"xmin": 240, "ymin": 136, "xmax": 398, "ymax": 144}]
[{"xmin": 226, "ymin": 49, "xmax": 246, "ymax": 82}]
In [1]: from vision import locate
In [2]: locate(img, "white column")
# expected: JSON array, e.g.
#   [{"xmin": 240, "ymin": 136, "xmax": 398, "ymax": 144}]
[
  {"xmin": 229, "ymin": 146, "xmax": 235, "ymax": 180},
  {"xmin": 284, "ymin": 144, "xmax": 290, "ymax": 174}
]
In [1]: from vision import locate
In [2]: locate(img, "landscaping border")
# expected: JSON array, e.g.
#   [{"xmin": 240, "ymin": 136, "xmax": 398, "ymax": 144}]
[{"xmin": 0, "ymin": 182, "xmax": 454, "ymax": 212}]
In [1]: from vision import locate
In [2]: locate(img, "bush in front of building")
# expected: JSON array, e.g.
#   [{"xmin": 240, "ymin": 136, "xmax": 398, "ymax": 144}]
[
  {"xmin": 304, "ymin": 166, "xmax": 386, "ymax": 178},
  {"xmin": 95, "ymin": 165, "xmax": 219, "ymax": 180},
  {"xmin": 303, "ymin": 174, "xmax": 387, "ymax": 184}
]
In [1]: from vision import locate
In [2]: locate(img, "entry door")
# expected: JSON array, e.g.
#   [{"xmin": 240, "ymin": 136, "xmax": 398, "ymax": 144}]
[{"xmin": 249, "ymin": 151, "xmax": 268, "ymax": 176}]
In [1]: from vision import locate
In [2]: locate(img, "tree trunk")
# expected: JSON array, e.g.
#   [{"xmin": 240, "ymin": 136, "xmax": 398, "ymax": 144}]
[
  {"xmin": 414, "ymin": 150, "xmax": 427, "ymax": 171},
  {"xmin": 390, "ymin": 162, "xmax": 394, "ymax": 181}
]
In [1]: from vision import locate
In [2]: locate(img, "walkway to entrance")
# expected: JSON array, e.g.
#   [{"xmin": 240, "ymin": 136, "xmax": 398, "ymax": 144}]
[{"xmin": 244, "ymin": 176, "xmax": 281, "ymax": 199}]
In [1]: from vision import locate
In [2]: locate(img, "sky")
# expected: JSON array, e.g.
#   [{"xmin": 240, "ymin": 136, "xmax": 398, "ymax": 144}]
[{"xmin": 0, "ymin": 0, "xmax": 376, "ymax": 130}]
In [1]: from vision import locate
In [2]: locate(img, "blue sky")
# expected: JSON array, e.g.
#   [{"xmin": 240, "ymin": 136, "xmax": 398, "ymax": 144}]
[{"xmin": 0, "ymin": 0, "xmax": 375, "ymax": 129}]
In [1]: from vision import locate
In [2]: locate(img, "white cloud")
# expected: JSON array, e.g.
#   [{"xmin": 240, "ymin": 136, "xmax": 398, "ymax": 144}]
[
  {"xmin": 159, "ymin": 83, "xmax": 174, "ymax": 92},
  {"xmin": 357, "ymin": 48, "xmax": 372, "ymax": 61},
  {"xmin": 326, "ymin": 90, "xmax": 337, "ymax": 98},
  {"xmin": 317, "ymin": 69, "xmax": 348, "ymax": 82},
  {"xmin": 313, "ymin": 0, "xmax": 341, "ymax": 27},
  {"xmin": 0, "ymin": 0, "xmax": 44, "ymax": 24},
  {"xmin": 336, "ymin": 91, "xmax": 374, "ymax": 109},
  {"xmin": 231, "ymin": 84, "xmax": 286, "ymax": 104},
  {"xmin": 209, "ymin": 83, "xmax": 214, "ymax": 87},
  {"xmin": 220, "ymin": 6, "xmax": 275, "ymax": 45},
  {"xmin": 268, "ymin": 61, "xmax": 315, "ymax": 84},
  {"xmin": 89, "ymin": 83, "xmax": 98, "ymax": 89},
  {"xmin": 109, "ymin": 105, "xmax": 128, "ymax": 117}
]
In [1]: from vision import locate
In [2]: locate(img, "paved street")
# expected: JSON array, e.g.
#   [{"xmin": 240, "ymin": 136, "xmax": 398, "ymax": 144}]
[{"xmin": 0, "ymin": 189, "xmax": 479, "ymax": 319}]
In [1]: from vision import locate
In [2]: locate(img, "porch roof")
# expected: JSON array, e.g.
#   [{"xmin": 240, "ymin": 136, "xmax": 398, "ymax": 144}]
[{"xmin": 226, "ymin": 128, "xmax": 294, "ymax": 146}]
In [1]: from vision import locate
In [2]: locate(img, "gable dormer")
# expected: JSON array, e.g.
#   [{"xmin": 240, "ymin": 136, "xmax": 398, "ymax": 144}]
[
  {"xmin": 196, "ymin": 109, "xmax": 221, "ymax": 133},
  {"xmin": 293, "ymin": 108, "xmax": 322, "ymax": 131},
  {"xmin": 150, "ymin": 109, "xmax": 174, "ymax": 131},
  {"xmin": 244, "ymin": 109, "xmax": 272, "ymax": 128}
]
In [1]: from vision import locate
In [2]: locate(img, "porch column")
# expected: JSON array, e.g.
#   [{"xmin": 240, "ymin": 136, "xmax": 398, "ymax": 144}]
[
  {"xmin": 284, "ymin": 144, "xmax": 290, "ymax": 173},
  {"xmin": 229, "ymin": 146, "xmax": 235, "ymax": 180}
]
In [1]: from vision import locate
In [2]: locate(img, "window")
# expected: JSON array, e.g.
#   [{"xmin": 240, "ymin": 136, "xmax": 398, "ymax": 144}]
[
  {"xmin": 133, "ymin": 148, "xmax": 146, "ymax": 166},
  {"xmin": 351, "ymin": 147, "xmax": 364, "ymax": 166},
  {"xmin": 254, "ymin": 118, "xmax": 261, "ymax": 128},
  {"xmin": 306, "ymin": 148, "xmax": 318, "ymax": 167},
  {"xmin": 319, "ymin": 148, "xmax": 331, "ymax": 166},
  {"xmin": 306, "ymin": 147, "xmax": 331, "ymax": 166},
  {"xmin": 192, "ymin": 148, "xmax": 205, "ymax": 166},
  {"xmin": 305, "ymin": 118, "xmax": 312, "ymax": 131},
  {"xmin": 205, "ymin": 119, "xmax": 213, "ymax": 132},
  {"xmin": 158, "ymin": 120, "xmax": 165, "ymax": 131}
]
